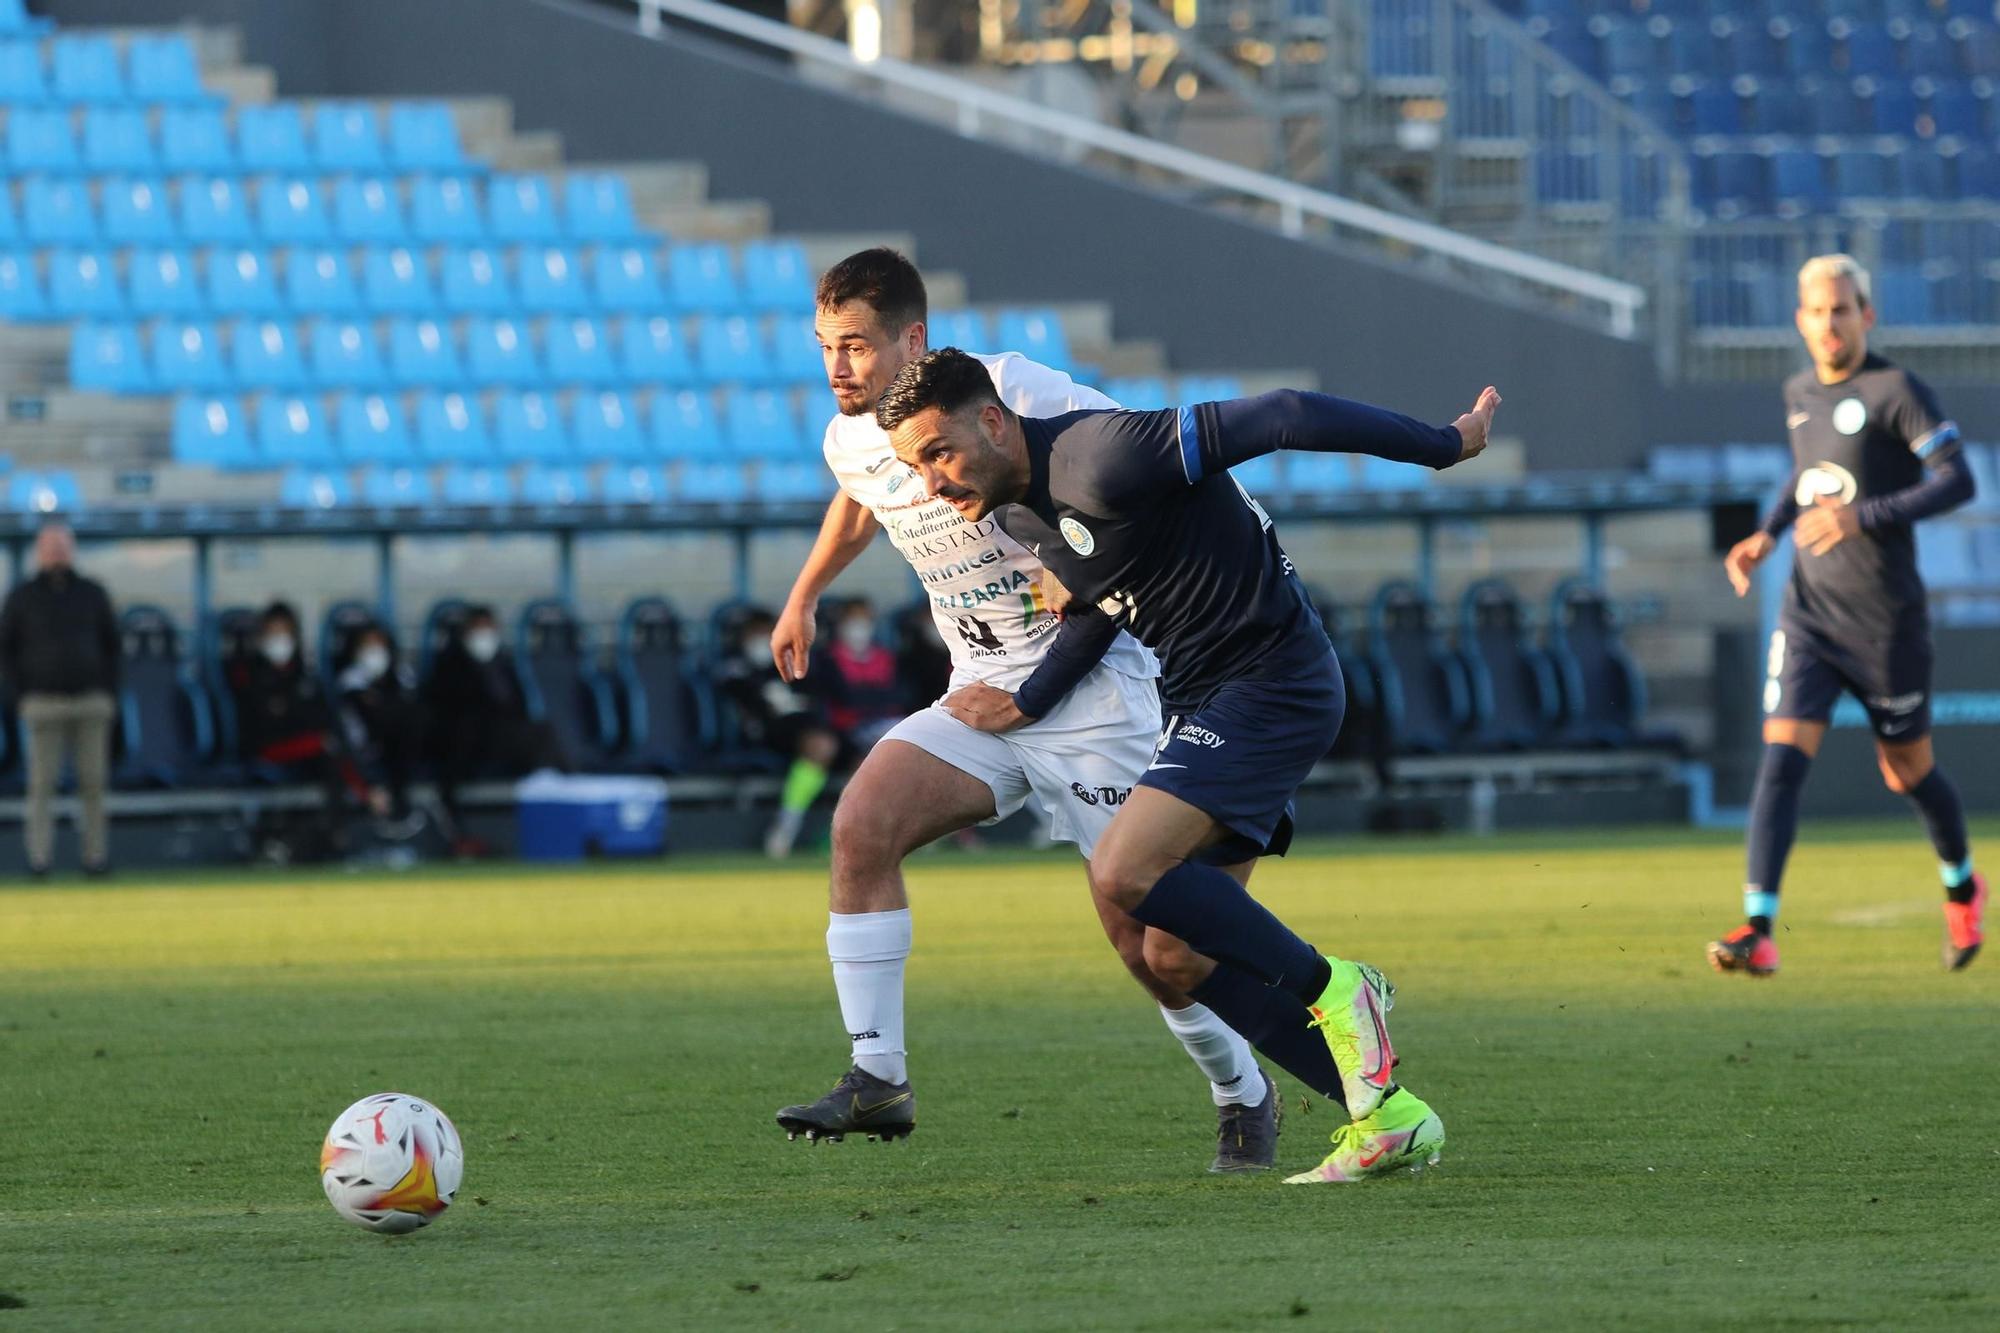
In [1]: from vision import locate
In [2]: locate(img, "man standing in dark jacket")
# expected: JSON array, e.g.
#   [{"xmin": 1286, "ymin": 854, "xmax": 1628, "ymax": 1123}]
[{"xmin": 0, "ymin": 522, "xmax": 120, "ymax": 877}]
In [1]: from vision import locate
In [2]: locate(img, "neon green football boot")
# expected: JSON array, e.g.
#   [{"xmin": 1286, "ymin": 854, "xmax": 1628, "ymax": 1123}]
[
  {"xmin": 1283, "ymin": 1087, "xmax": 1444, "ymax": 1185},
  {"xmin": 1306, "ymin": 958, "xmax": 1396, "ymax": 1120}
]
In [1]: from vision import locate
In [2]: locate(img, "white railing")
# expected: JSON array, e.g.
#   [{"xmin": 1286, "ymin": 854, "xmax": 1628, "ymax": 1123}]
[{"xmin": 627, "ymin": 0, "xmax": 1647, "ymax": 337}]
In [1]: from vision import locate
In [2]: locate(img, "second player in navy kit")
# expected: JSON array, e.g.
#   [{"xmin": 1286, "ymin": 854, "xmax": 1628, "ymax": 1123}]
[{"xmin": 877, "ymin": 347, "xmax": 1500, "ymax": 1183}]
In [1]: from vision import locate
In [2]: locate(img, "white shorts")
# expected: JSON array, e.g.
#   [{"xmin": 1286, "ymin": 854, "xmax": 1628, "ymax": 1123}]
[{"xmin": 879, "ymin": 664, "xmax": 1160, "ymax": 857}]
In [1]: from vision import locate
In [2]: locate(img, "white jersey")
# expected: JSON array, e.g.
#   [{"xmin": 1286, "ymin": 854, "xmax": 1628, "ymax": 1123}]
[{"xmin": 822, "ymin": 351, "xmax": 1157, "ymax": 693}]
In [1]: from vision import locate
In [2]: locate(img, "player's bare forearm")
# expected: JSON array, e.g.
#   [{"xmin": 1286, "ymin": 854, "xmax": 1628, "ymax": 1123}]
[
  {"xmin": 783, "ymin": 491, "xmax": 879, "ymax": 611},
  {"xmin": 940, "ymin": 682, "xmax": 1030, "ymax": 733}
]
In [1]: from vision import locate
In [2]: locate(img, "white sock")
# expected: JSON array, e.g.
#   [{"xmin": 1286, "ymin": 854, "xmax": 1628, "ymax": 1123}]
[
  {"xmin": 826, "ymin": 908, "xmax": 912, "ymax": 1085},
  {"xmin": 1159, "ymin": 1002, "xmax": 1264, "ymax": 1107}
]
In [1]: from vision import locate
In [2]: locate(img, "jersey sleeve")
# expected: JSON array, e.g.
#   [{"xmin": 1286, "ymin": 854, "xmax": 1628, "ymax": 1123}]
[
  {"xmin": 1888, "ymin": 370, "xmax": 1959, "ymax": 462},
  {"xmin": 988, "ymin": 352, "xmax": 1121, "ymax": 415},
  {"xmin": 1185, "ymin": 390, "xmax": 1463, "ymax": 481}
]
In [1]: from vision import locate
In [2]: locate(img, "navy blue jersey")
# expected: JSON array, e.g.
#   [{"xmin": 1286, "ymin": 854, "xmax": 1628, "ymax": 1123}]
[{"xmin": 995, "ymin": 391, "xmax": 1461, "ymax": 710}]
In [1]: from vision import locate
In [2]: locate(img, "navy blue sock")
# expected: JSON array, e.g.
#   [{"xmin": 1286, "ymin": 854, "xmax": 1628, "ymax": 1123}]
[
  {"xmin": 1188, "ymin": 963, "xmax": 1348, "ymax": 1108},
  {"xmin": 1744, "ymin": 742, "xmax": 1813, "ymax": 934},
  {"xmin": 1129, "ymin": 861, "xmax": 1331, "ymax": 1002},
  {"xmin": 1904, "ymin": 767, "xmax": 1974, "ymax": 900}
]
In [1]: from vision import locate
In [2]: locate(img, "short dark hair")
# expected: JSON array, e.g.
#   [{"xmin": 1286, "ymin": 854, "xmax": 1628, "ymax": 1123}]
[
  {"xmin": 815, "ymin": 247, "xmax": 927, "ymax": 335},
  {"xmin": 462, "ymin": 605, "xmax": 497, "ymax": 632},
  {"xmin": 260, "ymin": 600, "xmax": 299, "ymax": 632},
  {"xmin": 875, "ymin": 347, "xmax": 1002, "ymax": 434}
]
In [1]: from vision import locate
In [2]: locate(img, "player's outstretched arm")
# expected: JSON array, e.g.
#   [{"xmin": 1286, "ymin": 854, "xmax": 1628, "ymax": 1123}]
[
  {"xmin": 1197, "ymin": 388, "xmax": 1495, "ymax": 478},
  {"xmin": 772, "ymin": 490, "xmax": 881, "ymax": 682}
]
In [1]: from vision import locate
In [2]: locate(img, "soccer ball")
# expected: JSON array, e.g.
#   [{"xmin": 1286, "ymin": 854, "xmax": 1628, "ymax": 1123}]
[{"xmin": 318, "ymin": 1092, "xmax": 464, "ymax": 1233}]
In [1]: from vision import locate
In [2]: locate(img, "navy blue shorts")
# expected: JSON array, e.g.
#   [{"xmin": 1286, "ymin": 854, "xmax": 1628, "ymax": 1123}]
[
  {"xmin": 1139, "ymin": 649, "xmax": 1346, "ymax": 864},
  {"xmin": 1764, "ymin": 619, "xmax": 1932, "ymax": 742}
]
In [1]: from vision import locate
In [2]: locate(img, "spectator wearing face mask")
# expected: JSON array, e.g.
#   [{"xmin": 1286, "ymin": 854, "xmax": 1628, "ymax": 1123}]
[
  {"xmin": 423, "ymin": 605, "xmax": 569, "ymax": 852},
  {"xmin": 811, "ymin": 598, "xmax": 905, "ymax": 752},
  {"xmin": 336, "ymin": 623, "xmax": 426, "ymax": 824},
  {"xmin": 229, "ymin": 601, "xmax": 386, "ymax": 821},
  {"xmin": 712, "ymin": 606, "xmax": 842, "ymax": 859}
]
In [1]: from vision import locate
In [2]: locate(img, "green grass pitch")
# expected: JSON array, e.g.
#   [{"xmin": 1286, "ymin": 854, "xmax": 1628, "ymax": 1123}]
[{"xmin": 3, "ymin": 821, "xmax": 1997, "ymax": 1330}]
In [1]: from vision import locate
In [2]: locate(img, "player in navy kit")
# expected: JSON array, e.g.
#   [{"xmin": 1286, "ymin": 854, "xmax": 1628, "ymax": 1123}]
[
  {"xmin": 876, "ymin": 347, "xmax": 1500, "ymax": 1183},
  {"xmin": 1712, "ymin": 254, "xmax": 1984, "ymax": 976}
]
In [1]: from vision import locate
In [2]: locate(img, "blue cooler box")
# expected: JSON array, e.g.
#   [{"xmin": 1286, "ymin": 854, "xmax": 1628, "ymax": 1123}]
[{"xmin": 515, "ymin": 773, "xmax": 669, "ymax": 860}]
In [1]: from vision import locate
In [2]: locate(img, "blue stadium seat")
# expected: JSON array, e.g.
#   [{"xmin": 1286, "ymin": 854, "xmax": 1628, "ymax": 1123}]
[
  {"xmin": 0, "ymin": 183, "xmax": 18, "ymax": 242},
  {"xmin": 333, "ymin": 391, "xmax": 413, "ymax": 461},
  {"xmin": 1365, "ymin": 581, "xmax": 1467, "ymax": 754},
  {"xmin": 1288, "ymin": 453, "xmax": 1353, "ymax": 493},
  {"xmin": 466, "ymin": 316, "xmax": 541, "ymax": 385},
  {"xmin": 740, "ymin": 239, "xmax": 812, "ymax": 312},
  {"xmin": 439, "ymin": 246, "xmax": 514, "ymax": 312},
  {"xmin": 387, "ymin": 317, "xmax": 462, "ymax": 387},
  {"xmin": 1831, "ymin": 147, "xmax": 1894, "ymax": 200},
  {"xmin": 1804, "ymin": 77, "xmax": 1864, "ymax": 135},
  {"xmin": 589, "ymin": 244, "xmax": 666, "ymax": 311},
  {"xmin": 1750, "ymin": 80, "xmax": 1808, "ymax": 135},
  {"xmin": 386, "ymin": 102, "xmax": 462, "ymax": 170},
  {"xmin": 0, "ymin": 38, "xmax": 47, "ymax": 101},
  {"xmin": 22, "ymin": 178, "xmax": 97, "ymax": 244},
  {"xmin": 0, "ymin": 252, "xmax": 48, "ymax": 320},
  {"xmin": 70, "ymin": 321, "xmax": 147, "ymax": 392},
  {"xmin": 1770, "ymin": 148, "xmax": 1829, "ymax": 213},
  {"xmin": 360, "ymin": 246, "xmax": 435, "ymax": 313},
  {"xmin": 415, "ymin": 390, "xmax": 492, "ymax": 460},
  {"xmin": 256, "ymin": 394, "xmax": 335, "ymax": 466},
  {"xmin": 171, "ymin": 395, "xmax": 253, "ymax": 466},
  {"xmin": 1358, "ymin": 453, "xmax": 1426, "ymax": 492},
  {"xmin": 409, "ymin": 174, "xmax": 483, "ymax": 243},
  {"xmin": 128, "ymin": 35, "xmax": 209, "ymax": 104},
  {"xmin": 310, "ymin": 103, "xmax": 385, "ymax": 170},
  {"xmin": 236, "ymin": 104, "xmax": 310, "ymax": 172},
  {"xmin": 615, "ymin": 314, "xmax": 697, "ymax": 385},
  {"xmin": 572, "ymin": 389, "xmax": 646, "ymax": 458},
  {"xmin": 8, "ymin": 470, "xmax": 82, "ymax": 514},
  {"xmin": 768, "ymin": 312, "xmax": 824, "ymax": 386},
  {"xmin": 177, "ymin": 175, "xmax": 254, "ymax": 243},
  {"xmin": 1595, "ymin": 17, "xmax": 1660, "ymax": 82},
  {"xmin": 204, "ymin": 246, "xmax": 282, "ymax": 313},
  {"xmin": 47, "ymin": 249, "xmax": 121, "ymax": 317},
  {"xmin": 0, "ymin": 0, "xmax": 45, "ymax": 35},
  {"xmin": 1929, "ymin": 80, "xmax": 1989, "ymax": 139},
  {"xmin": 695, "ymin": 314, "xmax": 776, "ymax": 384},
  {"xmin": 130, "ymin": 251, "xmax": 202, "ymax": 317},
  {"xmin": 306, "ymin": 318, "xmax": 386, "ymax": 388},
  {"xmin": 1174, "ymin": 374, "xmax": 1244, "ymax": 403},
  {"xmin": 667, "ymin": 243, "xmax": 742, "ymax": 312},
  {"xmin": 151, "ymin": 318, "xmax": 228, "ymax": 391},
  {"xmin": 82, "ymin": 107, "xmax": 157, "ymax": 172},
  {"xmin": 101, "ymin": 177, "xmax": 174, "ymax": 245},
  {"xmin": 8, "ymin": 107, "xmax": 79, "ymax": 172},
  {"xmin": 757, "ymin": 459, "xmax": 830, "ymax": 504},
  {"xmin": 255, "ymin": 175, "xmax": 330, "ymax": 242},
  {"xmin": 283, "ymin": 246, "xmax": 361, "ymax": 314},
  {"xmin": 1688, "ymin": 83, "xmax": 1742, "ymax": 136},
  {"xmin": 544, "ymin": 316, "xmax": 617, "ymax": 384},
  {"xmin": 488, "ymin": 173, "xmax": 559, "ymax": 243},
  {"xmin": 1900, "ymin": 145, "xmax": 1952, "ymax": 200},
  {"xmin": 994, "ymin": 309, "xmax": 1072, "ymax": 370},
  {"xmin": 561, "ymin": 172, "xmax": 640, "ymax": 241},
  {"xmin": 614, "ymin": 597, "xmax": 701, "ymax": 770},
  {"xmin": 333, "ymin": 176, "xmax": 405, "ymax": 242},
  {"xmin": 650, "ymin": 388, "xmax": 723, "ymax": 458},
  {"xmin": 1960, "ymin": 23, "xmax": 2000, "ymax": 78},
  {"xmin": 159, "ymin": 107, "xmax": 232, "ymax": 172},
  {"xmin": 1103, "ymin": 376, "xmax": 1169, "ymax": 410},
  {"xmin": 1703, "ymin": 149, "xmax": 1769, "ymax": 215},
  {"xmin": 519, "ymin": 465, "xmax": 593, "ymax": 506},
  {"xmin": 360, "ymin": 464, "xmax": 435, "ymax": 507},
  {"xmin": 226, "ymin": 317, "xmax": 307, "ymax": 389},
  {"xmin": 278, "ymin": 467, "xmax": 354, "ymax": 510},
  {"xmin": 1724, "ymin": 19, "xmax": 1781, "ymax": 77},
  {"xmin": 677, "ymin": 460, "xmax": 750, "ymax": 504},
  {"xmin": 440, "ymin": 464, "xmax": 516, "ymax": 507},
  {"xmin": 929, "ymin": 309, "xmax": 990, "ymax": 350},
  {"xmin": 1545, "ymin": 581, "xmax": 1672, "ymax": 749},
  {"xmin": 117, "ymin": 604, "xmax": 218, "ymax": 788},
  {"xmin": 1841, "ymin": 21, "xmax": 1900, "ymax": 78},
  {"xmin": 600, "ymin": 462, "xmax": 670, "ymax": 505},
  {"xmin": 495, "ymin": 390, "xmax": 570, "ymax": 460},
  {"xmin": 1870, "ymin": 79, "xmax": 1920, "ymax": 135},
  {"xmin": 1721, "ymin": 443, "xmax": 1792, "ymax": 485},
  {"xmin": 1955, "ymin": 146, "xmax": 2000, "ymax": 198},
  {"xmin": 51, "ymin": 35, "xmax": 125, "ymax": 102},
  {"xmin": 517, "ymin": 245, "xmax": 590, "ymax": 312},
  {"xmin": 1229, "ymin": 455, "xmax": 1280, "ymax": 493},
  {"xmin": 1875, "ymin": 264, "xmax": 1933, "ymax": 320},
  {"xmin": 1456, "ymin": 579, "xmax": 1558, "ymax": 751},
  {"xmin": 723, "ymin": 386, "xmax": 806, "ymax": 458}
]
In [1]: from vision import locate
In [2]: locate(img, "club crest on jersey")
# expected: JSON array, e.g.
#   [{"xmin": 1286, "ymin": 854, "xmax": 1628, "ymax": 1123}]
[
  {"xmin": 1059, "ymin": 516, "xmax": 1096, "ymax": 556},
  {"xmin": 1832, "ymin": 397, "xmax": 1867, "ymax": 435},
  {"xmin": 1794, "ymin": 461, "xmax": 1858, "ymax": 506}
]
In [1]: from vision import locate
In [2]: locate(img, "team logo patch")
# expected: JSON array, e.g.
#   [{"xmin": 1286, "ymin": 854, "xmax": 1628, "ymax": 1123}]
[
  {"xmin": 1059, "ymin": 516, "xmax": 1095, "ymax": 556},
  {"xmin": 1833, "ymin": 397, "xmax": 1868, "ymax": 435},
  {"xmin": 1794, "ymin": 461, "xmax": 1858, "ymax": 506}
]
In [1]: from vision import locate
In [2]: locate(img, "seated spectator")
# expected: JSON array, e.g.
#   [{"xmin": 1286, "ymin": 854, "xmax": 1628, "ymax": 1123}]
[
  {"xmin": 424, "ymin": 605, "xmax": 569, "ymax": 853},
  {"xmin": 812, "ymin": 597, "xmax": 904, "ymax": 752},
  {"xmin": 335, "ymin": 622, "xmax": 427, "ymax": 825},
  {"xmin": 894, "ymin": 603, "xmax": 951, "ymax": 707},
  {"xmin": 229, "ymin": 601, "xmax": 387, "ymax": 845},
  {"xmin": 714, "ymin": 605, "xmax": 840, "ymax": 859}
]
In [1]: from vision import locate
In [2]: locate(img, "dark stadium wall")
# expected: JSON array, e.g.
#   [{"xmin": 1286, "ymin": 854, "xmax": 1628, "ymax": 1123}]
[{"xmin": 46, "ymin": 0, "xmax": 1668, "ymax": 468}]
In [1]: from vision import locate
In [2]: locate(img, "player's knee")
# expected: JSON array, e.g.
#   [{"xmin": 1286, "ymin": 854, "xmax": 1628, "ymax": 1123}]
[
  {"xmin": 1099, "ymin": 911, "xmax": 1149, "ymax": 974},
  {"xmin": 829, "ymin": 792, "xmax": 905, "ymax": 881},
  {"xmin": 1088, "ymin": 844, "xmax": 1163, "ymax": 913},
  {"xmin": 1878, "ymin": 756, "xmax": 1927, "ymax": 794}
]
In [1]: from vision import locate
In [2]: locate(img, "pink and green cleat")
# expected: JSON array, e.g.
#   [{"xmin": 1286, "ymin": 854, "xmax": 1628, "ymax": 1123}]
[
  {"xmin": 1708, "ymin": 924, "xmax": 1779, "ymax": 977},
  {"xmin": 1283, "ymin": 1087, "xmax": 1444, "ymax": 1185},
  {"xmin": 1305, "ymin": 958, "xmax": 1396, "ymax": 1120},
  {"xmin": 1944, "ymin": 873, "xmax": 1986, "ymax": 972}
]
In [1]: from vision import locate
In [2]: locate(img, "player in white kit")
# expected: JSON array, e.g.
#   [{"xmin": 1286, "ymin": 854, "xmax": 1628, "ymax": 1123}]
[{"xmin": 770, "ymin": 250, "xmax": 1280, "ymax": 1171}]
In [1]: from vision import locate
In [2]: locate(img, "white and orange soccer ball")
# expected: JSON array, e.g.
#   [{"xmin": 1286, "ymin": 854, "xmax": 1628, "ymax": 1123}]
[{"xmin": 318, "ymin": 1092, "xmax": 464, "ymax": 1233}]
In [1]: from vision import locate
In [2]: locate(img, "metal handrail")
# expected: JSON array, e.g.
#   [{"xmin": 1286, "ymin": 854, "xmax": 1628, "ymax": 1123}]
[{"xmin": 627, "ymin": 0, "xmax": 1647, "ymax": 336}]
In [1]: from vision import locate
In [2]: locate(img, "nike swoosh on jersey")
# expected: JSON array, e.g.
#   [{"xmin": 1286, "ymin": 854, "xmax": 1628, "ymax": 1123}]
[
  {"xmin": 1146, "ymin": 760, "xmax": 1188, "ymax": 772},
  {"xmin": 864, "ymin": 455, "xmax": 897, "ymax": 475},
  {"xmin": 1787, "ymin": 411, "xmax": 1810, "ymax": 429}
]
